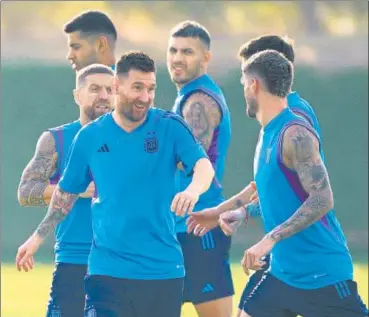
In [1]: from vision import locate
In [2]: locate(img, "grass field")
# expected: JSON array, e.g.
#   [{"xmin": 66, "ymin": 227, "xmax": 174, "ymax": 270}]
[{"xmin": 2, "ymin": 263, "xmax": 368, "ymax": 317}]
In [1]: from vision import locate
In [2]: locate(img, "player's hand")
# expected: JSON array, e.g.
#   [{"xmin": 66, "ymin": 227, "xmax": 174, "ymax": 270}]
[
  {"xmin": 79, "ymin": 182, "xmax": 95, "ymax": 198},
  {"xmin": 171, "ymin": 189, "xmax": 199, "ymax": 217},
  {"xmin": 219, "ymin": 208, "xmax": 247, "ymax": 236},
  {"xmin": 241, "ymin": 235, "xmax": 275, "ymax": 275},
  {"xmin": 15, "ymin": 234, "xmax": 43, "ymax": 272},
  {"xmin": 249, "ymin": 181, "xmax": 259, "ymax": 203},
  {"xmin": 186, "ymin": 207, "xmax": 221, "ymax": 236}
]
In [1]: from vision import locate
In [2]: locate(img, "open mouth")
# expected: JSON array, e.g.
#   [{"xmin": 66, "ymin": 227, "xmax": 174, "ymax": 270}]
[
  {"xmin": 172, "ymin": 65, "xmax": 185, "ymax": 74},
  {"xmin": 96, "ymin": 104, "xmax": 110, "ymax": 110},
  {"xmin": 133, "ymin": 104, "xmax": 145, "ymax": 110}
]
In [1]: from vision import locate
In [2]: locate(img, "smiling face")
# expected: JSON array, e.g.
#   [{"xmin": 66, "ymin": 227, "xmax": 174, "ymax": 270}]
[
  {"xmin": 115, "ymin": 69, "xmax": 156, "ymax": 123},
  {"xmin": 74, "ymin": 73, "xmax": 114, "ymax": 120}
]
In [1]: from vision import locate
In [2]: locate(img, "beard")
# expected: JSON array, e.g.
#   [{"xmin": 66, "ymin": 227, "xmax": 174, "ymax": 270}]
[
  {"xmin": 118, "ymin": 100, "xmax": 150, "ymax": 122},
  {"xmin": 169, "ymin": 63, "xmax": 201, "ymax": 86},
  {"xmin": 246, "ymin": 97, "xmax": 259, "ymax": 118},
  {"xmin": 85, "ymin": 100, "xmax": 111, "ymax": 121}
]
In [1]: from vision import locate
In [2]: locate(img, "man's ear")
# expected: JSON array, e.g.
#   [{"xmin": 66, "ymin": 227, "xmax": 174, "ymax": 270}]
[
  {"xmin": 97, "ymin": 35, "xmax": 109, "ymax": 53},
  {"xmin": 73, "ymin": 88, "xmax": 80, "ymax": 106}
]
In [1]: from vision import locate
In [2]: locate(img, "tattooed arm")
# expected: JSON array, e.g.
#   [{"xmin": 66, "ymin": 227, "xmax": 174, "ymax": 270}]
[
  {"xmin": 17, "ymin": 131, "xmax": 58, "ymax": 206},
  {"xmin": 15, "ymin": 186, "xmax": 79, "ymax": 271},
  {"xmin": 35, "ymin": 186, "xmax": 78, "ymax": 238},
  {"xmin": 182, "ymin": 92, "xmax": 221, "ymax": 152},
  {"xmin": 214, "ymin": 181, "xmax": 257, "ymax": 214},
  {"xmin": 15, "ymin": 128, "xmax": 92, "ymax": 271},
  {"xmin": 267, "ymin": 125, "xmax": 334, "ymax": 242}
]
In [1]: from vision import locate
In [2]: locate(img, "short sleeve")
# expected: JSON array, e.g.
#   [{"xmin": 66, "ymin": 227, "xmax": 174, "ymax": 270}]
[
  {"xmin": 58, "ymin": 129, "xmax": 92, "ymax": 194},
  {"xmin": 169, "ymin": 115, "xmax": 208, "ymax": 175}
]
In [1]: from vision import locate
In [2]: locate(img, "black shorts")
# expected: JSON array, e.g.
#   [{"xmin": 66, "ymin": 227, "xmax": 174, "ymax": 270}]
[
  {"xmin": 46, "ymin": 262, "xmax": 87, "ymax": 317},
  {"xmin": 241, "ymin": 272, "xmax": 369, "ymax": 317},
  {"xmin": 84, "ymin": 274, "xmax": 184, "ymax": 317},
  {"xmin": 238, "ymin": 254, "xmax": 270, "ymax": 310},
  {"xmin": 177, "ymin": 226, "xmax": 234, "ymax": 304}
]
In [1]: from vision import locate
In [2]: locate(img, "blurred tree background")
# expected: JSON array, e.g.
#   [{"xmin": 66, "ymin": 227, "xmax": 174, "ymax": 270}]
[{"xmin": 1, "ymin": 1, "xmax": 368, "ymax": 68}]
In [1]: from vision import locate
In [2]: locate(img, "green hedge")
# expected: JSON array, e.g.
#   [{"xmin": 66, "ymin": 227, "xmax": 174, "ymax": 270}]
[{"xmin": 1, "ymin": 65, "xmax": 367, "ymax": 261}]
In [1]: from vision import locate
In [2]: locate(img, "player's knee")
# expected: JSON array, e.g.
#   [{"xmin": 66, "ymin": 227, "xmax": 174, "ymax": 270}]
[
  {"xmin": 235, "ymin": 308, "xmax": 243, "ymax": 317},
  {"xmin": 195, "ymin": 296, "xmax": 233, "ymax": 317}
]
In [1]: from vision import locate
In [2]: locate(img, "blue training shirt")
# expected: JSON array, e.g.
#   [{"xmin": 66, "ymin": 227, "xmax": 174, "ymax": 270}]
[
  {"xmin": 250, "ymin": 91, "xmax": 326, "ymax": 219},
  {"xmin": 172, "ymin": 74, "xmax": 231, "ymax": 233},
  {"xmin": 58, "ymin": 108, "xmax": 208, "ymax": 280},
  {"xmin": 48, "ymin": 120, "xmax": 92, "ymax": 265},
  {"xmin": 254, "ymin": 108, "xmax": 353, "ymax": 289},
  {"xmin": 288, "ymin": 91, "xmax": 321, "ymax": 136}
]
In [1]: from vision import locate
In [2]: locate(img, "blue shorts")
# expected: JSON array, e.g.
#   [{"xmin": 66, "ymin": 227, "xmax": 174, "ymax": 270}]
[
  {"xmin": 238, "ymin": 254, "xmax": 270, "ymax": 310},
  {"xmin": 46, "ymin": 262, "xmax": 87, "ymax": 317},
  {"xmin": 177, "ymin": 226, "xmax": 234, "ymax": 304},
  {"xmin": 241, "ymin": 272, "xmax": 368, "ymax": 317},
  {"xmin": 84, "ymin": 275, "xmax": 184, "ymax": 317}
]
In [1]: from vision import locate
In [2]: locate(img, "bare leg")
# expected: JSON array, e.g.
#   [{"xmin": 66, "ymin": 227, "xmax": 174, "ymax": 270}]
[
  {"xmin": 194, "ymin": 296, "xmax": 233, "ymax": 317},
  {"xmin": 239, "ymin": 310, "xmax": 252, "ymax": 317}
]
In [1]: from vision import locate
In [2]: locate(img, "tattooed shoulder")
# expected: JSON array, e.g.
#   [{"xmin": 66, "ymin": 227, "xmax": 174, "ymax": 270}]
[
  {"xmin": 282, "ymin": 124, "xmax": 331, "ymax": 194},
  {"xmin": 22, "ymin": 131, "xmax": 58, "ymax": 180},
  {"xmin": 182, "ymin": 92, "xmax": 221, "ymax": 151},
  {"xmin": 267, "ymin": 124, "xmax": 334, "ymax": 242}
]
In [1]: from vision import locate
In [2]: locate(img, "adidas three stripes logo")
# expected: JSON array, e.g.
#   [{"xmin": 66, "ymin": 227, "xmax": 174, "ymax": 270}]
[{"xmin": 97, "ymin": 144, "xmax": 110, "ymax": 153}]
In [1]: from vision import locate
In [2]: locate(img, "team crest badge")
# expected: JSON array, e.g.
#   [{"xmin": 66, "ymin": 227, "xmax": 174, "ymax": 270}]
[{"xmin": 144, "ymin": 137, "xmax": 159, "ymax": 153}]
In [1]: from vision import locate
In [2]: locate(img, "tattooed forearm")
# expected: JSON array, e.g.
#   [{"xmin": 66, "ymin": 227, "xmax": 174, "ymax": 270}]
[
  {"xmin": 182, "ymin": 92, "xmax": 221, "ymax": 152},
  {"xmin": 234, "ymin": 199, "xmax": 243, "ymax": 209},
  {"xmin": 217, "ymin": 183, "xmax": 256, "ymax": 214},
  {"xmin": 35, "ymin": 187, "xmax": 78, "ymax": 238},
  {"xmin": 269, "ymin": 195, "xmax": 331, "ymax": 242},
  {"xmin": 28, "ymin": 182, "xmax": 49, "ymax": 206},
  {"xmin": 269, "ymin": 125, "xmax": 334, "ymax": 242},
  {"xmin": 18, "ymin": 131, "xmax": 57, "ymax": 206}
]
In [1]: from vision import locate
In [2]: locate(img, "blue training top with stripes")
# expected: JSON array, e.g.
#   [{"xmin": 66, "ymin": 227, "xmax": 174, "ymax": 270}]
[
  {"xmin": 254, "ymin": 107, "xmax": 353, "ymax": 289},
  {"xmin": 58, "ymin": 109, "xmax": 208, "ymax": 279},
  {"xmin": 48, "ymin": 120, "xmax": 92, "ymax": 265},
  {"xmin": 172, "ymin": 74, "xmax": 232, "ymax": 233}
]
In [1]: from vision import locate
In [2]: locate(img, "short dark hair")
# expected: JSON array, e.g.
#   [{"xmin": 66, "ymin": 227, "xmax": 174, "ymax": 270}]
[
  {"xmin": 64, "ymin": 10, "xmax": 117, "ymax": 42},
  {"xmin": 76, "ymin": 64, "xmax": 114, "ymax": 87},
  {"xmin": 116, "ymin": 51, "xmax": 156, "ymax": 75},
  {"xmin": 243, "ymin": 50, "xmax": 294, "ymax": 98},
  {"xmin": 239, "ymin": 35, "xmax": 295, "ymax": 63},
  {"xmin": 170, "ymin": 20, "xmax": 211, "ymax": 49}
]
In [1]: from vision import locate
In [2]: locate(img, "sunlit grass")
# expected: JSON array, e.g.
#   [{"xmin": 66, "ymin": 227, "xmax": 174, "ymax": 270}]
[{"xmin": 2, "ymin": 262, "xmax": 368, "ymax": 317}]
